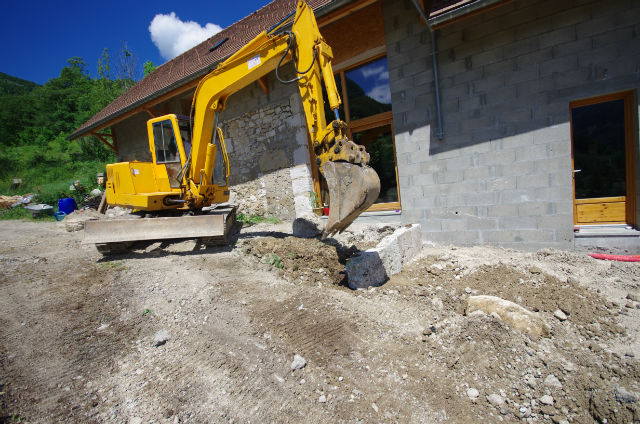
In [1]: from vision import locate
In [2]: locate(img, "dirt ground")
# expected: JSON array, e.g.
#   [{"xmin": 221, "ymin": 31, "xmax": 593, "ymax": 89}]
[{"xmin": 1, "ymin": 219, "xmax": 640, "ymax": 423}]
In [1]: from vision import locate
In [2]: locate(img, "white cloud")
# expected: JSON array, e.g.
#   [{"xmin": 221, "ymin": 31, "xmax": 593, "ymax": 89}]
[
  {"xmin": 367, "ymin": 84, "xmax": 391, "ymax": 104},
  {"xmin": 149, "ymin": 12, "xmax": 223, "ymax": 61},
  {"xmin": 360, "ymin": 65, "xmax": 388, "ymax": 80}
]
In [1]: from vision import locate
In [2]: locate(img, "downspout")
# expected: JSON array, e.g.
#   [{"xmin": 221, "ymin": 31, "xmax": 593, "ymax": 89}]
[{"xmin": 410, "ymin": 0, "xmax": 444, "ymax": 140}]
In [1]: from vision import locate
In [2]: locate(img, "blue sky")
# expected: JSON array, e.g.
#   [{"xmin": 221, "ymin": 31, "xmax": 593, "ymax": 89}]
[{"xmin": 1, "ymin": 0, "xmax": 271, "ymax": 85}]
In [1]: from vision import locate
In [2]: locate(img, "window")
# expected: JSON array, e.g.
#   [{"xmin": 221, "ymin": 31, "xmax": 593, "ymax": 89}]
[
  {"xmin": 323, "ymin": 56, "xmax": 400, "ymax": 211},
  {"xmin": 152, "ymin": 119, "xmax": 181, "ymax": 164}
]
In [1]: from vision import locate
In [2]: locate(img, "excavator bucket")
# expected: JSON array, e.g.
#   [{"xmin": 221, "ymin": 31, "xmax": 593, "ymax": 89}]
[{"xmin": 321, "ymin": 161, "xmax": 381, "ymax": 238}]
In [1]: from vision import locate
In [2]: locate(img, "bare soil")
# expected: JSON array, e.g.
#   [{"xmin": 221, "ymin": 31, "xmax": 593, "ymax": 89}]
[{"xmin": 1, "ymin": 220, "xmax": 639, "ymax": 423}]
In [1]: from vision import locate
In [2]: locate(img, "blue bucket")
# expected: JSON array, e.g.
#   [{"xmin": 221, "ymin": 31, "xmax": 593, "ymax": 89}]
[{"xmin": 58, "ymin": 198, "xmax": 77, "ymax": 215}]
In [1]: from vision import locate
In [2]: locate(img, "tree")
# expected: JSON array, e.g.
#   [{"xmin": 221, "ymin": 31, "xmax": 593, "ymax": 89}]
[
  {"xmin": 117, "ymin": 42, "xmax": 139, "ymax": 90},
  {"xmin": 143, "ymin": 61, "xmax": 157, "ymax": 78}
]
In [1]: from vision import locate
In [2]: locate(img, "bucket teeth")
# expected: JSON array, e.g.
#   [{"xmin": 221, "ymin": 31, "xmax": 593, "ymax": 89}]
[{"xmin": 321, "ymin": 161, "xmax": 380, "ymax": 238}]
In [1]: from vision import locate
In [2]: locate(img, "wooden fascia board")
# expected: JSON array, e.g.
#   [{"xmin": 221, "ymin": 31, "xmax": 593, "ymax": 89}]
[{"xmin": 91, "ymin": 131, "xmax": 118, "ymax": 154}]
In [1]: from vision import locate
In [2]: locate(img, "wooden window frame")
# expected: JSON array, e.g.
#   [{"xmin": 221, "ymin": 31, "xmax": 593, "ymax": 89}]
[
  {"xmin": 332, "ymin": 55, "xmax": 402, "ymax": 212},
  {"xmin": 569, "ymin": 90, "xmax": 636, "ymax": 226}
]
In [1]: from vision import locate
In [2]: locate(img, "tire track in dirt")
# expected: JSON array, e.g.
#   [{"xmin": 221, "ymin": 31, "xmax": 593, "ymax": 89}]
[{"xmin": 0, "ymin": 251, "xmax": 140, "ymax": 423}]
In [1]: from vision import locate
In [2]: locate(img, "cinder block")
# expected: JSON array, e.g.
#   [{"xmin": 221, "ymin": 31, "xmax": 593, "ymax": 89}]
[
  {"xmin": 482, "ymin": 229, "xmax": 554, "ymax": 243},
  {"xmin": 412, "ymin": 195, "xmax": 437, "ymax": 209},
  {"xmin": 515, "ymin": 144, "xmax": 549, "ymax": 162},
  {"xmin": 499, "ymin": 161, "xmax": 536, "ymax": 177},
  {"xmin": 436, "ymin": 170, "xmax": 463, "ymax": 184},
  {"xmin": 536, "ymin": 214, "xmax": 572, "ymax": 230},
  {"xmin": 488, "ymin": 204, "xmax": 520, "ymax": 217},
  {"xmin": 422, "ymin": 230, "xmax": 479, "ymax": 245},
  {"xmin": 516, "ymin": 174, "xmax": 549, "ymax": 189},
  {"xmin": 499, "ymin": 189, "xmax": 535, "ymax": 204},
  {"xmin": 412, "ymin": 173, "xmax": 435, "ymax": 186},
  {"xmin": 464, "ymin": 166, "xmax": 491, "ymax": 180},
  {"xmin": 534, "ymin": 156, "xmax": 571, "ymax": 173},
  {"xmin": 466, "ymin": 217, "xmax": 498, "ymax": 230},
  {"xmin": 441, "ymin": 219, "xmax": 468, "ymax": 231},
  {"xmin": 346, "ymin": 224, "xmax": 422, "ymax": 289},
  {"xmin": 517, "ymin": 201, "xmax": 553, "ymax": 217},
  {"xmin": 487, "ymin": 177, "xmax": 516, "ymax": 191},
  {"xmin": 426, "ymin": 206, "xmax": 478, "ymax": 220},
  {"xmin": 499, "ymin": 216, "xmax": 538, "ymax": 230},
  {"xmin": 478, "ymin": 149, "xmax": 516, "ymax": 166}
]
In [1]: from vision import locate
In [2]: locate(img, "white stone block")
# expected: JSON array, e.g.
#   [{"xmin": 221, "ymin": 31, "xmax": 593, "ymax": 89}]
[
  {"xmin": 346, "ymin": 224, "xmax": 422, "ymax": 289},
  {"xmin": 289, "ymin": 164, "xmax": 311, "ymax": 180}
]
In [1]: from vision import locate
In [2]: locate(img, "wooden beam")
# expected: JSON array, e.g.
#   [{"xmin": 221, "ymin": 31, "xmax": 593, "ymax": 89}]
[
  {"xmin": 316, "ymin": 0, "xmax": 378, "ymax": 27},
  {"xmin": 91, "ymin": 131, "xmax": 118, "ymax": 155},
  {"xmin": 257, "ymin": 76, "xmax": 269, "ymax": 95}
]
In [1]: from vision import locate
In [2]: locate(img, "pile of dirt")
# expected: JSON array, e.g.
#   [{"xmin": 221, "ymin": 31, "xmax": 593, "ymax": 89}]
[
  {"xmin": 238, "ymin": 238, "xmax": 640, "ymax": 423},
  {"xmin": 241, "ymin": 236, "xmax": 357, "ymax": 287}
]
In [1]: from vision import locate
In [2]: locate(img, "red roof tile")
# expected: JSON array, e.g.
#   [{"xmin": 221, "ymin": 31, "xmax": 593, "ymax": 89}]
[{"xmin": 70, "ymin": 0, "xmax": 481, "ymax": 139}]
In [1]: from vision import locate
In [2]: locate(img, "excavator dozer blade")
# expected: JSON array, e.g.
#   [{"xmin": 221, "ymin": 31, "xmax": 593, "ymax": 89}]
[
  {"xmin": 322, "ymin": 161, "xmax": 380, "ymax": 238},
  {"xmin": 83, "ymin": 207, "xmax": 236, "ymax": 254}
]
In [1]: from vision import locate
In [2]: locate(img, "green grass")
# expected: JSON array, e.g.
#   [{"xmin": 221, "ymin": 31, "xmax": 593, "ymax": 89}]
[
  {"xmin": 263, "ymin": 253, "xmax": 283, "ymax": 269},
  {"xmin": 236, "ymin": 213, "xmax": 281, "ymax": 227},
  {"xmin": 0, "ymin": 206, "xmax": 56, "ymax": 221}
]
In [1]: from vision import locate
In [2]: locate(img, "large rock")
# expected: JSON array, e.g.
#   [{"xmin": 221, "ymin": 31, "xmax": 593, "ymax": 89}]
[
  {"xmin": 465, "ymin": 295, "xmax": 550, "ymax": 339},
  {"xmin": 346, "ymin": 224, "xmax": 422, "ymax": 289},
  {"xmin": 292, "ymin": 213, "xmax": 323, "ymax": 238},
  {"xmin": 63, "ymin": 209, "xmax": 102, "ymax": 232}
]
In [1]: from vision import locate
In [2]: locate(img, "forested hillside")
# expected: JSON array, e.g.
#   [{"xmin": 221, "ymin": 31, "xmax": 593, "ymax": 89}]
[{"xmin": 0, "ymin": 50, "xmax": 143, "ymax": 212}]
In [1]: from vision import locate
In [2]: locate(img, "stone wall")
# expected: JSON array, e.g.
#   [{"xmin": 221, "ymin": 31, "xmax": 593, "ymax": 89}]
[
  {"xmin": 219, "ymin": 70, "xmax": 314, "ymax": 220},
  {"xmin": 382, "ymin": 0, "xmax": 640, "ymax": 248},
  {"xmin": 221, "ymin": 96, "xmax": 312, "ymax": 219}
]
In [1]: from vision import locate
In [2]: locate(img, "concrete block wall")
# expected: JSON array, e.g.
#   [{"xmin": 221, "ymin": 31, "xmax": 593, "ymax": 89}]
[{"xmin": 382, "ymin": 0, "xmax": 640, "ymax": 249}]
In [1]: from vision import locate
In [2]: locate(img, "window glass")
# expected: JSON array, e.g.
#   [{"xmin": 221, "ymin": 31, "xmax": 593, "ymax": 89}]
[
  {"xmin": 352, "ymin": 124, "xmax": 398, "ymax": 203},
  {"xmin": 345, "ymin": 57, "xmax": 392, "ymax": 121},
  {"xmin": 571, "ymin": 99, "xmax": 626, "ymax": 198},
  {"xmin": 152, "ymin": 120, "xmax": 180, "ymax": 163}
]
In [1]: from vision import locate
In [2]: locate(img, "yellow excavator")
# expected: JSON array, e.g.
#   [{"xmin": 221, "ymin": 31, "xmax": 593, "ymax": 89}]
[{"xmin": 83, "ymin": 0, "xmax": 380, "ymax": 253}]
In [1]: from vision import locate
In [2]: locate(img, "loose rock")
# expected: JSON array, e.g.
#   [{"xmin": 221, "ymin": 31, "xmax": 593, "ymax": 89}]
[
  {"xmin": 290, "ymin": 354, "xmax": 307, "ymax": 371},
  {"xmin": 465, "ymin": 295, "xmax": 550, "ymax": 338},
  {"xmin": 544, "ymin": 374, "xmax": 562, "ymax": 388},
  {"xmin": 627, "ymin": 293, "xmax": 640, "ymax": 302},
  {"xmin": 292, "ymin": 213, "xmax": 323, "ymax": 238},
  {"xmin": 153, "ymin": 330, "xmax": 171, "ymax": 346},
  {"xmin": 487, "ymin": 393, "xmax": 504, "ymax": 406},
  {"xmin": 553, "ymin": 309, "xmax": 568, "ymax": 321},
  {"xmin": 467, "ymin": 387, "xmax": 480, "ymax": 400},
  {"xmin": 540, "ymin": 395, "xmax": 554, "ymax": 405}
]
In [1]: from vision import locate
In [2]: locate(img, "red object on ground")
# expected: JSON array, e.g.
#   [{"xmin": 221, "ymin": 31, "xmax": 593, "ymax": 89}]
[
  {"xmin": 589, "ymin": 253, "xmax": 640, "ymax": 262},
  {"xmin": 323, "ymin": 207, "xmax": 330, "ymax": 216}
]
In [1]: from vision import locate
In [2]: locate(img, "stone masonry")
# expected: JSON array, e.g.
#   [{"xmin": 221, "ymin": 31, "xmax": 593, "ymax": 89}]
[{"xmin": 382, "ymin": 0, "xmax": 640, "ymax": 249}]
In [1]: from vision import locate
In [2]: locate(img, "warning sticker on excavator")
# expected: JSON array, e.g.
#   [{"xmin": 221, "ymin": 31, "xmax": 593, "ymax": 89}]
[{"xmin": 247, "ymin": 54, "xmax": 261, "ymax": 69}]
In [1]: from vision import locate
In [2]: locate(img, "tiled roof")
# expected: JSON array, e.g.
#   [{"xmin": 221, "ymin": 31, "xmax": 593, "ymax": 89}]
[{"xmin": 70, "ymin": 0, "xmax": 481, "ymax": 140}]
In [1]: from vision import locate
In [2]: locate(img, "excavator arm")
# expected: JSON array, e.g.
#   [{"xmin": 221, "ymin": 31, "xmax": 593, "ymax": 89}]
[{"xmin": 189, "ymin": 0, "xmax": 380, "ymax": 236}]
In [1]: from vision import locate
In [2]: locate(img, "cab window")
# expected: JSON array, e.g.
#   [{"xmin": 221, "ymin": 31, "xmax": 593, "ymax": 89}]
[{"xmin": 152, "ymin": 120, "xmax": 181, "ymax": 163}]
